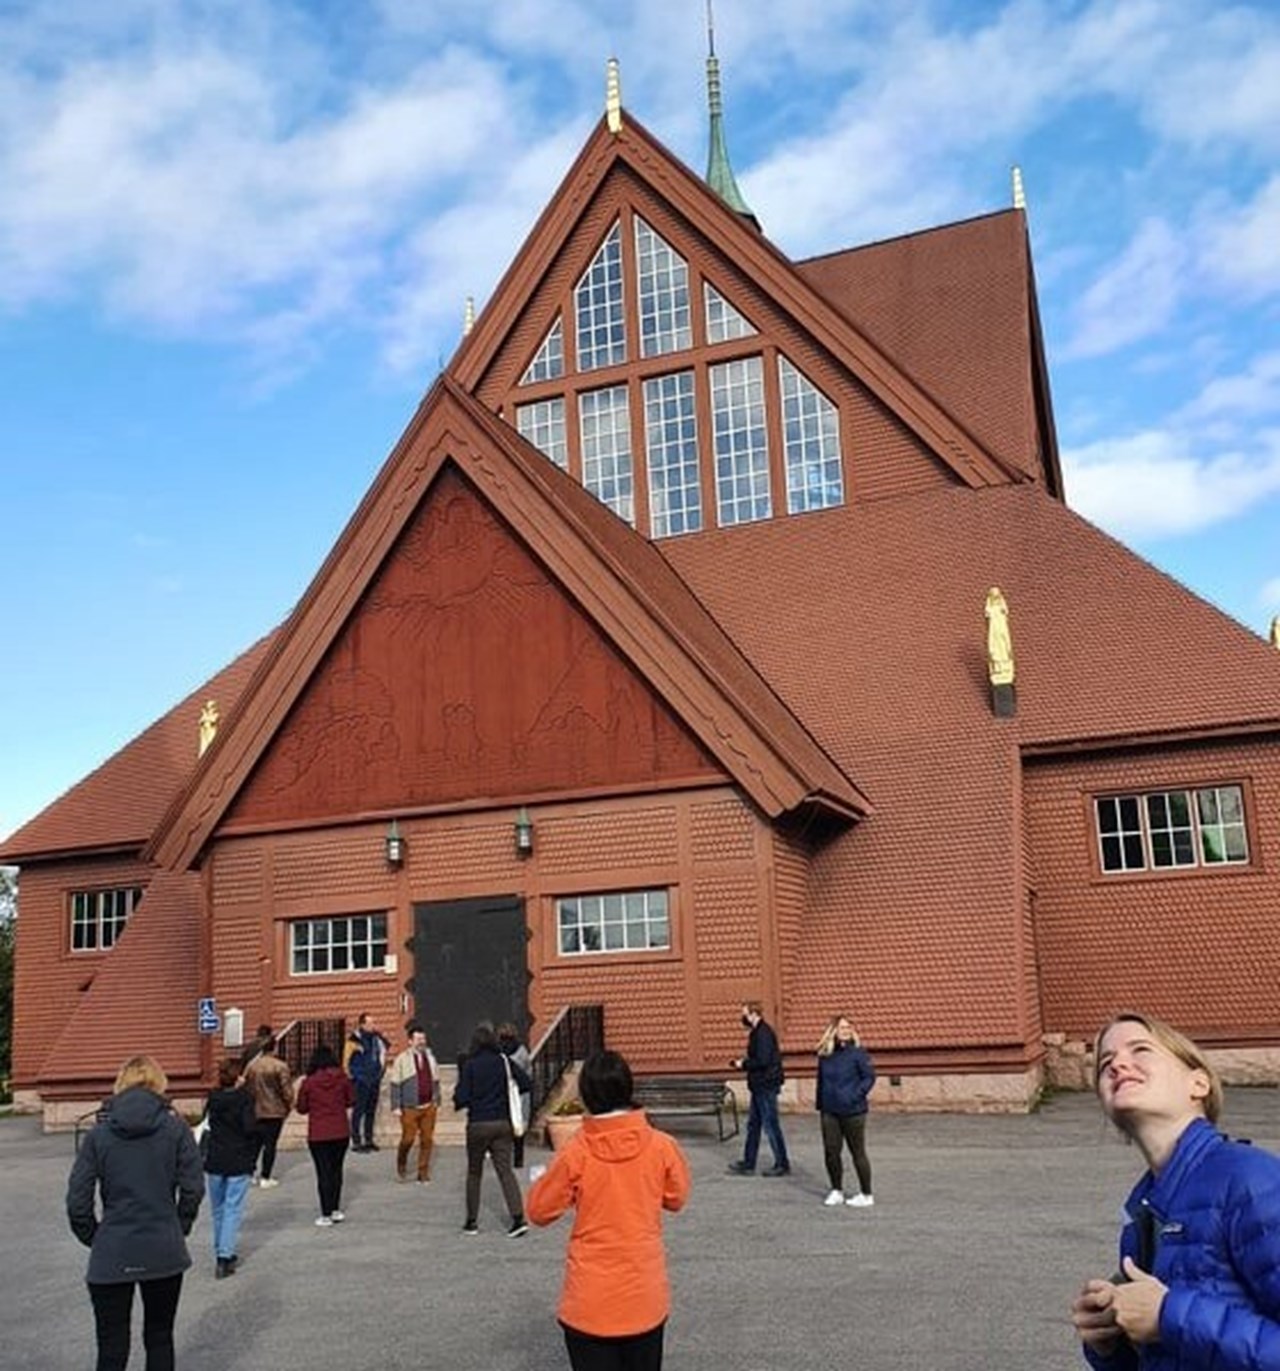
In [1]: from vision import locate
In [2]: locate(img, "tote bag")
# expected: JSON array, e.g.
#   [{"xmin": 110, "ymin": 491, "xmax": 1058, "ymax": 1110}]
[{"xmin": 500, "ymin": 1053, "xmax": 526, "ymax": 1138}]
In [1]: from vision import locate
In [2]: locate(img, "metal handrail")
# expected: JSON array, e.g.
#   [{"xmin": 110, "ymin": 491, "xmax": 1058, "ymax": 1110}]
[{"xmin": 528, "ymin": 1004, "xmax": 604, "ymax": 1115}]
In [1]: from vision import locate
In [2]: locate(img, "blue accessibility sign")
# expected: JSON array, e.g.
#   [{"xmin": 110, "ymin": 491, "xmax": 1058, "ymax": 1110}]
[{"xmin": 197, "ymin": 997, "xmax": 220, "ymax": 1035}]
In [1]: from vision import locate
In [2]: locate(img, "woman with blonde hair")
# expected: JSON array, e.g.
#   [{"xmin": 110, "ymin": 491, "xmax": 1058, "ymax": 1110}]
[
  {"xmin": 1072, "ymin": 1012, "xmax": 1280, "ymax": 1369},
  {"xmin": 67, "ymin": 1055, "xmax": 204, "ymax": 1370},
  {"xmin": 815, "ymin": 1014, "xmax": 876, "ymax": 1208}
]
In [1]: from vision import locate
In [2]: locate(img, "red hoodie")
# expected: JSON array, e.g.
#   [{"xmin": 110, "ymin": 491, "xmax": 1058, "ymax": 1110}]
[
  {"xmin": 295, "ymin": 1067, "xmax": 354, "ymax": 1142},
  {"xmin": 527, "ymin": 1110, "xmax": 691, "ymax": 1337}
]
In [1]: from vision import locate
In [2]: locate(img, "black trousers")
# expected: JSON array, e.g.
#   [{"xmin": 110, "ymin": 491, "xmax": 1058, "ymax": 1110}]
[
  {"xmin": 88, "ymin": 1274, "xmax": 183, "ymax": 1371},
  {"xmin": 562, "ymin": 1321, "xmax": 665, "ymax": 1371},
  {"xmin": 464, "ymin": 1120, "xmax": 523, "ymax": 1224},
  {"xmin": 351, "ymin": 1079, "xmax": 379, "ymax": 1145},
  {"xmin": 821, "ymin": 1112, "xmax": 872, "ymax": 1194},
  {"xmin": 255, "ymin": 1117, "xmax": 285, "ymax": 1179},
  {"xmin": 308, "ymin": 1138, "xmax": 348, "ymax": 1215}
]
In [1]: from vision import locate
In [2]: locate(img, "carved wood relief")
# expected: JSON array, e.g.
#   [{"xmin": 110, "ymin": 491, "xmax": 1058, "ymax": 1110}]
[{"xmin": 228, "ymin": 466, "xmax": 722, "ymax": 827}]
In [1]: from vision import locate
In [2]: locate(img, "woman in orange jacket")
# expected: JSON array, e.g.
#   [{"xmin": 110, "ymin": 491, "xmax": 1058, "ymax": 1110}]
[{"xmin": 527, "ymin": 1050, "xmax": 691, "ymax": 1371}]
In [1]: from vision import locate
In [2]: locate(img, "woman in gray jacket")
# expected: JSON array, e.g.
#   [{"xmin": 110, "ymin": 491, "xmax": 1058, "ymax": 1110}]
[{"xmin": 66, "ymin": 1054, "xmax": 204, "ymax": 1371}]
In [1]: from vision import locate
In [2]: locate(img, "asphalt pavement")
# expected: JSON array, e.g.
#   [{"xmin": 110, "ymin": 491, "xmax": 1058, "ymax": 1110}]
[{"xmin": 3, "ymin": 1087, "xmax": 1277, "ymax": 1370}]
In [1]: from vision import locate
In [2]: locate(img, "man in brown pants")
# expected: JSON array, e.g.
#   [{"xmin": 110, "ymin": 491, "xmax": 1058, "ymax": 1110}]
[{"xmin": 387, "ymin": 1021, "xmax": 439, "ymax": 1183}]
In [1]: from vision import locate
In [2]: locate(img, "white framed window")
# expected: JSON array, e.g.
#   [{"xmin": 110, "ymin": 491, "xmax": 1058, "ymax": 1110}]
[
  {"xmin": 575, "ymin": 223, "xmax": 626, "ymax": 372},
  {"xmin": 557, "ymin": 890, "xmax": 670, "ymax": 956},
  {"xmin": 635, "ymin": 217, "xmax": 692, "ymax": 357},
  {"xmin": 711, "ymin": 355, "xmax": 771, "ymax": 525},
  {"xmin": 291, "ymin": 914, "xmax": 388, "ymax": 976},
  {"xmin": 70, "ymin": 886, "xmax": 143, "ymax": 951},
  {"xmin": 644, "ymin": 371, "xmax": 701, "ymax": 536},
  {"xmin": 516, "ymin": 397, "xmax": 568, "ymax": 469},
  {"xmin": 705, "ymin": 282, "xmax": 755, "ymax": 343},
  {"xmin": 780, "ymin": 356, "xmax": 844, "ymax": 512},
  {"xmin": 1096, "ymin": 785, "xmax": 1249, "ymax": 874},
  {"xmin": 579, "ymin": 385, "xmax": 634, "ymax": 523},
  {"xmin": 522, "ymin": 317, "xmax": 565, "ymax": 384}
]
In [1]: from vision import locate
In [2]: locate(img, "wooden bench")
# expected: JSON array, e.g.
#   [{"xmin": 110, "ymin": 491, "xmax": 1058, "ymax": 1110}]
[{"xmin": 632, "ymin": 1076, "xmax": 739, "ymax": 1141}]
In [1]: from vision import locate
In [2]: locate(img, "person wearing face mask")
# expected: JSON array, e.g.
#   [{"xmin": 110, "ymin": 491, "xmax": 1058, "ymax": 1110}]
[
  {"xmin": 1072, "ymin": 1011, "xmax": 1280, "ymax": 1370},
  {"xmin": 726, "ymin": 1002, "xmax": 790, "ymax": 1177}
]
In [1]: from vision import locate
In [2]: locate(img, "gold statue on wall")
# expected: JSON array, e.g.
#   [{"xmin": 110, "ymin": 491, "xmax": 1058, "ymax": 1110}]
[
  {"xmin": 198, "ymin": 700, "xmax": 220, "ymax": 757},
  {"xmin": 986, "ymin": 588, "xmax": 1015, "ymax": 686},
  {"xmin": 1271, "ymin": 616, "xmax": 1280, "ymax": 652}
]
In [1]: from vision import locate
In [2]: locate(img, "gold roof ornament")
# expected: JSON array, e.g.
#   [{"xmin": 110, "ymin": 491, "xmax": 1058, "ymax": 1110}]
[
  {"xmin": 986, "ymin": 588, "xmax": 1015, "ymax": 686},
  {"xmin": 605, "ymin": 57, "xmax": 623, "ymax": 135},
  {"xmin": 1011, "ymin": 165, "xmax": 1026, "ymax": 210},
  {"xmin": 1270, "ymin": 615, "xmax": 1280, "ymax": 651},
  {"xmin": 198, "ymin": 700, "xmax": 220, "ymax": 757},
  {"xmin": 463, "ymin": 295, "xmax": 475, "ymax": 337}
]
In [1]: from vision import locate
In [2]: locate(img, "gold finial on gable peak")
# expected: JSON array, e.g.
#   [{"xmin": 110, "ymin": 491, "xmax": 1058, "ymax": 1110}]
[
  {"xmin": 1270, "ymin": 615, "xmax": 1280, "ymax": 651},
  {"xmin": 463, "ymin": 295, "xmax": 475, "ymax": 337},
  {"xmin": 606, "ymin": 57, "xmax": 623, "ymax": 134},
  {"xmin": 1012, "ymin": 165, "xmax": 1026, "ymax": 211}
]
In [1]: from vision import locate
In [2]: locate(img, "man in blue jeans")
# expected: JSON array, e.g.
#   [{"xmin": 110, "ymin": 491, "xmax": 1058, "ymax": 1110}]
[
  {"xmin": 345, "ymin": 1013, "xmax": 390, "ymax": 1152},
  {"xmin": 728, "ymin": 1001, "xmax": 791, "ymax": 1176}
]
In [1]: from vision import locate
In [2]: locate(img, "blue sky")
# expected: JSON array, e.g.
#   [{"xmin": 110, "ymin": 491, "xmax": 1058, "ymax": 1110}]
[{"xmin": 3, "ymin": 0, "xmax": 1279, "ymax": 841}]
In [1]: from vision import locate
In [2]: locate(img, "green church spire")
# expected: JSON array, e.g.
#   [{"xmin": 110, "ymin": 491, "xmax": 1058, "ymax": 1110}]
[{"xmin": 705, "ymin": 2, "xmax": 757, "ymax": 226}]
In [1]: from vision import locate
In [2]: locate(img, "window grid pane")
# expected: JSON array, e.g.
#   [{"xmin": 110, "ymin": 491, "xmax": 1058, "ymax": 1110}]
[
  {"xmin": 1096, "ymin": 797, "xmax": 1146, "ymax": 872},
  {"xmin": 557, "ymin": 890, "xmax": 670, "ymax": 956},
  {"xmin": 635, "ymin": 217, "xmax": 692, "ymax": 358},
  {"xmin": 1146, "ymin": 790, "xmax": 1196, "ymax": 869},
  {"xmin": 575, "ymin": 223, "xmax": 626, "ymax": 372},
  {"xmin": 522, "ymin": 317, "xmax": 564, "ymax": 384},
  {"xmin": 704, "ymin": 283, "xmax": 756, "ymax": 343},
  {"xmin": 290, "ymin": 913, "xmax": 389, "ymax": 976},
  {"xmin": 516, "ymin": 397, "xmax": 568, "ymax": 469},
  {"xmin": 1197, "ymin": 786, "xmax": 1249, "ymax": 865},
  {"xmin": 779, "ymin": 357, "xmax": 844, "ymax": 513},
  {"xmin": 711, "ymin": 356, "xmax": 770, "ymax": 526},
  {"xmin": 579, "ymin": 385, "xmax": 634, "ymax": 523},
  {"xmin": 70, "ymin": 885, "xmax": 141, "ymax": 952},
  {"xmin": 644, "ymin": 371, "xmax": 702, "ymax": 537}
]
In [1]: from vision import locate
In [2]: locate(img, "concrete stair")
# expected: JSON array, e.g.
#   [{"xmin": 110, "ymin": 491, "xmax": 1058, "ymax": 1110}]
[{"xmin": 278, "ymin": 1064, "xmax": 471, "ymax": 1151}]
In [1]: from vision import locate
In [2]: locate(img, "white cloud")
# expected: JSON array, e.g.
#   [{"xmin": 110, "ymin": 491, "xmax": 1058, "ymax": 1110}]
[
  {"xmin": 1201, "ymin": 175, "xmax": 1280, "ymax": 299},
  {"xmin": 1063, "ymin": 428, "xmax": 1280, "ymax": 537},
  {"xmin": 1184, "ymin": 351, "xmax": 1280, "ymax": 422},
  {"xmin": 1064, "ymin": 219, "xmax": 1187, "ymax": 358},
  {"xmin": 1260, "ymin": 577, "xmax": 1280, "ymax": 612}
]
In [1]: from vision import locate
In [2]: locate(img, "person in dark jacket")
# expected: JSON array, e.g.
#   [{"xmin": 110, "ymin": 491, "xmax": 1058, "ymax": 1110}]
[
  {"xmin": 344, "ymin": 1012, "xmax": 390, "ymax": 1152},
  {"xmin": 1072, "ymin": 1011, "xmax": 1280, "ymax": 1370},
  {"xmin": 296, "ymin": 1043, "xmax": 355, "ymax": 1227},
  {"xmin": 497, "ymin": 1021, "xmax": 533, "ymax": 1168},
  {"xmin": 203, "ymin": 1058, "xmax": 258, "ymax": 1278},
  {"xmin": 727, "ymin": 1001, "xmax": 790, "ymax": 1177},
  {"xmin": 453, "ymin": 1021, "xmax": 532, "ymax": 1236},
  {"xmin": 815, "ymin": 1014, "xmax": 876, "ymax": 1207},
  {"xmin": 66, "ymin": 1054, "xmax": 204, "ymax": 1371}
]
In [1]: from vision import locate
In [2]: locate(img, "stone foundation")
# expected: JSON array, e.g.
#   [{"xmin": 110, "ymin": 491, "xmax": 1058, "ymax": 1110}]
[
  {"xmin": 1042, "ymin": 1032, "xmax": 1280, "ymax": 1092},
  {"xmin": 730, "ymin": 1065, "xmax": 1045, "ymax": 1115}
]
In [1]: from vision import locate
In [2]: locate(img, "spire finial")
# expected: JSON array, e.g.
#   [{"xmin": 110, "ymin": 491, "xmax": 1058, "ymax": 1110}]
[
  {"xmin": 1012, "ymin": 165, "xmax": 1026, "ymax": 210},
  {"xmin": 463, "ymin": 295, "xmax": 475, "ymax": 337},
  {"xmin": 605, "ymin": 57, "xmax": 623, "ymax": 135},
  {"xmin": 704, "ymin": 6, "xmax": 757, "ymax": 225}
]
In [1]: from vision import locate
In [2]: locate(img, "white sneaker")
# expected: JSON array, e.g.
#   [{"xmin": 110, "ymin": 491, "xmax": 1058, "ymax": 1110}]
[
  {"xmin": 846, "ymin": 1193, "xmax": 875, "ymax": 1208},
  {"xmin": 258, "ymin": 1178, "xmax": 279, "ymax": 1190},
  {"xmin": 823, "ymin": 1189, "xmax": 845, "ymax": 1206},
  {"xmin": 331, "ymin": 1210, "xmax": 345, "ymax": 1223},
  {"xmin": 314, "ymin": 1216, "xmax": 333, "ymax": 1227}
]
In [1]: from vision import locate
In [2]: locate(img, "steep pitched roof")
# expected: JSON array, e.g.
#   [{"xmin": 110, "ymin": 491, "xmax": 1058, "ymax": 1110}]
[
  {"xmin": 149, "ymin": 378, "xmax": 867, "ymax": 871},
  {"xmin": 452, "ymin": 111, "xmax": 1022, "ymax": 490},
  {"xmin": 796, "ymin": 210, "xmax": 1057, "ymax": 489},
  {"xmin": 38, "ymin": 869, "xmax": 204, "ymax": 1089},
  {"xmin": 0, "ymin": 636, "xmax": 276, "ymax": 863}
]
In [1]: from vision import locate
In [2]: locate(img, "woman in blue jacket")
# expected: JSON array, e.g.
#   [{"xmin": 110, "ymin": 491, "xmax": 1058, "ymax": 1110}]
[
  {"xmin": 1072, "ymin": 1011, "xmax": 1280, "ymax": 1370},
  {"xmin": 815, "ymin": 1014, "xmax": 876, "ymax": 1208}
]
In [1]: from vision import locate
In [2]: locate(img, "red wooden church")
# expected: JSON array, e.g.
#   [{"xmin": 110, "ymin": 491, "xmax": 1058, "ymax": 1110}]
[{"xmin": 7, "ymin": 67, "xmax": 1280, "ymax": 1121}]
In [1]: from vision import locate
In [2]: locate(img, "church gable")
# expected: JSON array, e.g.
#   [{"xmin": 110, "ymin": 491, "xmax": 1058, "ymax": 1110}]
[
  {"xmin": 225, "ymin": 465, "xmax": 724, "ymax": 830},
  {"xmin": 478, "ymin": 161, "xmax": 962, "ymax": 539}
]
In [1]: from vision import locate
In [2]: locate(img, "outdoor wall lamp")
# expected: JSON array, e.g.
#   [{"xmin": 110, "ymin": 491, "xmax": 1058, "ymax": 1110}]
[
  {"xmin": 385, "ymin": 819, "xmax": 405, "ymax": 867},
  {"xmin": 514, "ymin": 806, "xmax": 534, "ymax": 858}
]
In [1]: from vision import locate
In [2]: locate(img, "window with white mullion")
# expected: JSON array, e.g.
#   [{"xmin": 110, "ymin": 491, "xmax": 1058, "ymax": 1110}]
[
  {"xmin": 1096, "ymin": 796, "xmax": 1146, "ymax": 873},
  {"xmin": 1145, "ymin": 791, "xmax": 1196, "ymax": 868},
  {"xmin": 1197, "ymin": 786, "xmax": 1249, "ymax": 864},
  {"xmin": 522, "ymin": 317, "xmax": 564, "ymax": 384},
  {"xmin": 1096, "ymin": 784, "xmax": 1250, "ymax": 873},
  {"xmin": 70, "ymin": 885, "xmax": 143, "ymax": 952},
  {"xmin": 516, "ymin": 397, "xmax": 568, "ymax": 469},
  {"xmin": 644, "ymin": 371, "xmax": 701, "ymax": 537},
  {"xmin": 291, "ymin": 913, "xmax": 388, "ymax": 976},
  {"xmin": 705, "ymin": 282, "xmax": 756, "ymax": 343},
  {"xmin": 779, "ymin": 356, "xmax": 844, "ymax": 512},
  {"xmin": 575, "ymin": 223, "xmax": 627, "ymax": 372},
  {"xmin": 635, "ymin": 217, "xmax": 692, "ymax": 357},
  {"xmin": 711, "ymin": 355, "xmax": 771, "ymax": 525},
  {"xmin": 557, "ymin": 889, "xmax": 670, "ymax": 956},
  {"xmin": 579, "ymin": 385, "xmax": 634, "ymax": 523}
]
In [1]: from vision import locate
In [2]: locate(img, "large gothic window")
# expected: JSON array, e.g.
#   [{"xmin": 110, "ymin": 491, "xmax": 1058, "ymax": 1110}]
[
  {"xmin": 635, "ymin": 218, "xmax": 692, "ymax": 357},
  {"xmin": 576, "ymin": 224, "xmax": 627, "ymax": 372},
  {"xmin": 711, "ymin": 356, "xmax": 771, "ymax": 525},
  {"xmin": 644, "ymin": 371, "xmax": 701, "ymax": 536},
  {"xmin": 516, "ymin": 397, "xmax": 568, "ymax": 469},
  {"xmin": 780, "ymin": 358, "xmax": 843, "ymax": 512},
  {"xmin": 580, "ymin": 385, "xmax": 634, "ymax": 523},
  {"xmin": 523, "ymin": 317, "xmax": 564, "ymax": 384}
]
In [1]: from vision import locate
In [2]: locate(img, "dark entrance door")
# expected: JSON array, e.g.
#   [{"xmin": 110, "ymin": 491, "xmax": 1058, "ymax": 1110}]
[{"xmin": 412, "ymin": 895, "xmax": 529, "ymax": 1064}]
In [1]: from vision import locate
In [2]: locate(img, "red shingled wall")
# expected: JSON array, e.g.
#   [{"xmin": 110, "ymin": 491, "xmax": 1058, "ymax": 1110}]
[
  {"xmin": 12, "ymin": 854, "xmax": 154, "ymax": 1090},
  {"xmin": 1026, "ymin": 736, "xmax": 1280, "ymax": 1039}
]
